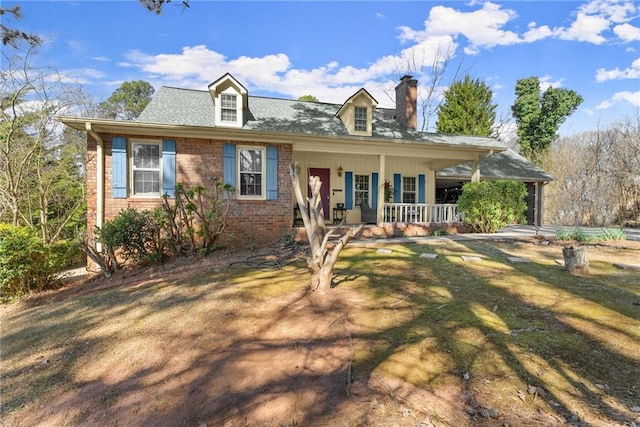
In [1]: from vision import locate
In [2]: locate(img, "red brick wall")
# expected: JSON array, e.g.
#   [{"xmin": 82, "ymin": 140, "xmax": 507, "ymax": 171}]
[{"xmin": 86, "ymin": 133, "xmax": 293, "ymax": 249}]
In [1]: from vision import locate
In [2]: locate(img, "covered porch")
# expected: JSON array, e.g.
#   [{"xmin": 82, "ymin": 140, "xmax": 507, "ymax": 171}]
[{"xmin": 291, "ymin": 136, "xmax": 499, "ymax": 229}]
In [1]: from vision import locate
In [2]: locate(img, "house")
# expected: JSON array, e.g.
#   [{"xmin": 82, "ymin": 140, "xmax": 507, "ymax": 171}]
[{"xmin": 58, "ymin": 73, "xmax": 551, "ymax": 248}]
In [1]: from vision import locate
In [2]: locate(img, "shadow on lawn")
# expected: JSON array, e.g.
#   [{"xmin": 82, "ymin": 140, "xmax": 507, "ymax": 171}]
[{"xmin": 2, "ymin": 242, "xmax": 639, "ymax": 426}]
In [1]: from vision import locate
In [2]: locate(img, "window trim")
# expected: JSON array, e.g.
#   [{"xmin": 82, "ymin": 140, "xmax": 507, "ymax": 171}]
[
  {"xmin": 237, "ymin": 145, "xmax": 266, "ymax": 200},
  {"xmin": 130, "ymin": 139, "xmax": 163, "ymax": 198},
  {"xmin": 354, "ymin": 173, "xmax": 370, "ymax": 207},
  {"xmin": 402, "ymin": 176, "xmax": 417, "ymax": 204},
  {"xmin": 354, "ymin": 106, "xmax": 367, "ymax": 132},
  {"xmin": 216, "ymin": 88, "xmax": 243, "ymax": 128}
]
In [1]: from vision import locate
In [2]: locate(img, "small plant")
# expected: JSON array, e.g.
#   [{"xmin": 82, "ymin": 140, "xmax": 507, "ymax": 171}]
[
  {"xmin": 384, "ymin": 180, "xmax": 393, "ymax": 203},
  {"xmin": 556, "ymin": 227, "xmax": 627, "ymax": 242},
  {"xmin": 0, "ymin": 224, "xmax": 59, "ymax": 300}
]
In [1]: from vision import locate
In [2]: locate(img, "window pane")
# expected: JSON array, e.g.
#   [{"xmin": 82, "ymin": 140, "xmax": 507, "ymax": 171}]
[
  {"xmin": 221, "ymin": 94, "xmax": 237, "ymax": 122},
  {"xmin": 403, "ymin": 176, "xmax": 416, "ymax": 204},
  {"xmin": 221, "ymin": 94, "xmax": 236, "ymax": 108},
  {"xmin": 355, "ymin": 174, "xmax": 369, "ymax": 206},
  {"xmin": 132, "ymin": 143, "xmax": 160, "ymax": 195},
  {"xmin": 133, "ymin": 144, "xmax": 159, "ymax": 168},
  {"xmin": 240, "ymin": 149, "xmax": 262, "ymax": 172},
  {"xmin": 240, "ymin": 172, "xmax": 262, "ymax": 196},
  {"xmin": 134, "ymin": 171, "xmax": 160, "ymax": 194},
  {"xmin": 355, "ymin": 107, "xmax": 367, "ymax": 131}
]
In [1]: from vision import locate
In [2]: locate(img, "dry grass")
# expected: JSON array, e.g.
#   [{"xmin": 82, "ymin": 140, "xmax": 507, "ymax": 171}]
[{"xmin": 1, "ymin": 237, "xmax": 639, "ymax": 426}]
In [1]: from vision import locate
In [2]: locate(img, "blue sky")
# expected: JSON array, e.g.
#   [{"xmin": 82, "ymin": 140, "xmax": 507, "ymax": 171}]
[{"xmin": 5, "ymin": 0, "xmax": 640, "ymax": 136}]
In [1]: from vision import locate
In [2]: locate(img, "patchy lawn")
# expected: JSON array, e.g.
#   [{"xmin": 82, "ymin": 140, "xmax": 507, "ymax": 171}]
[{"xmin": 1, "ymin": 237, "xmax": 639, "ymax": 426}]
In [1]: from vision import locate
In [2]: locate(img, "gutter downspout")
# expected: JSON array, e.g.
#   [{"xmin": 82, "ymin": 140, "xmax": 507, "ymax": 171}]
[{"xmin": 86, "ymin": 122, "xmax": 104, "ymax": 253}]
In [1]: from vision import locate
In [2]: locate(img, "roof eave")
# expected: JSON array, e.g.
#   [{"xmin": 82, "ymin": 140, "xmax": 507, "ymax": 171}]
[{"xmin": 56, "ymin": 116, "xmax": 507, "ymax": 156}]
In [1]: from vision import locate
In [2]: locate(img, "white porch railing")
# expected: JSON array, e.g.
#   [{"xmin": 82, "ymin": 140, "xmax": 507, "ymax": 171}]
[{"xmin": 382, "ymin": 203, "xmax": 464, "ymax": 224}]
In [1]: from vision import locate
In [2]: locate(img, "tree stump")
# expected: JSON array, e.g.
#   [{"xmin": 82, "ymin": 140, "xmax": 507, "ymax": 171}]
[{"xmin": 563, "ymin": 246, "xmax": 589, "ymax": 274}]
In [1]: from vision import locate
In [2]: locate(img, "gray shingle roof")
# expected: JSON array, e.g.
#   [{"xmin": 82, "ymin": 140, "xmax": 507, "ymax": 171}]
[
  {"xmin": 138, "ymin": 86, "xmax": 504, "ymax": 149},
  {"xmin": 437, "ymin": 148, "xmax": 554, "ymax": 182}
]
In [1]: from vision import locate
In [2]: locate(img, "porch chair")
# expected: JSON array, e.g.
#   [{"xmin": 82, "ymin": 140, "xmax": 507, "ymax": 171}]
[{"xmin": 360, "ymin": 203, "xmax": 377, "ymax": 224}]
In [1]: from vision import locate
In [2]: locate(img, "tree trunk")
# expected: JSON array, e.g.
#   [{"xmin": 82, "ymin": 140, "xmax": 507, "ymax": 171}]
[
  {"xmin": 563, "ymin": 246, "xmax": 589, "ymax": 274},
  {"xmin": 289, "ymin": 162, "xmax": 363, "ymax": 295}
]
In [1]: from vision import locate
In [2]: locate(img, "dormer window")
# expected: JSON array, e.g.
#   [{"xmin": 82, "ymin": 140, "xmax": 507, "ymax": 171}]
[
  {"xmin": 221, "ymin": 94, "xmax": 238, "ymax": 122},
  {"xmin": 208, "ymin": 73, "xmax": 248, "ymax": 128},
  {"xmin": 354, "ymin": 107, "xmax": 367, "ymax": 132},
  {"xmin": 335, "ymin": 88, "xmax": 378, "ymax": 136}
]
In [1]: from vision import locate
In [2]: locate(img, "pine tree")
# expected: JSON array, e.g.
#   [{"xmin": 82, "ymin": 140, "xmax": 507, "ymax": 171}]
[{"xmin": 436, "ymin": 75, "xmax": 497, "ymax": 137}]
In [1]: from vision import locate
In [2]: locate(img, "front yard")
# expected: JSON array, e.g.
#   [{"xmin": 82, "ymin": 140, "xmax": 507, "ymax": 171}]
[{"xmin": 1, "ymin": 237, "xmax": 639, "ymax": 426}]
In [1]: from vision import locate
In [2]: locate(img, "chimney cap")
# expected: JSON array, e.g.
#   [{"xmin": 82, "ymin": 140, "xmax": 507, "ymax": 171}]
[{"xmin": 400, "ymin": 74, "xmax": 414, "ymax": 81}]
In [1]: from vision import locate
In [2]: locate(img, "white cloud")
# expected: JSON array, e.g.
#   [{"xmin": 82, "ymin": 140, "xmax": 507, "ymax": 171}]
[
  {"xmin": 611, "ymin": 90, "xmax": 640, "ymax": 107},
  {"xmin": 596, "ymin": 100, "xmax": 613, "ymax": 109},
  {"xmin": 522, "ymin": 23, "xmax": 555, "ymax": 42},
  {"xmin": 539, "ymin": 75, "xmax": 564, "ymax": 91},
  {"xmin": 91, "ymin": 56, "xmax": 110, "ymax": 62},
  {"xmin": 557, "ymin": 12, "xmax": 609, "ymax": 44},
  {"xmin": 614, "ymin": 23, "xmax": 640, "ymax": 41},
  {"xmin": 596, "ymin": 57, "xmax": 640, "ymax": 81},
  {"xmin": 399, "ymin": 2, "xmax": 521, "ymax": 52},
  {"xmin": 580, "ymin": 0, "xmax": 636, "ymax": 23},
  {"xmin": 597, "ymin": 90, "xmax": 640, "ymax": 109}
]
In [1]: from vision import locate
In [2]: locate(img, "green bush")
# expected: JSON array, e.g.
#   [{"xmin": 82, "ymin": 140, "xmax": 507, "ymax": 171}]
[
  {"xmin": 49, "ymin": 240, "xmax": 85, "ymax": 268},
  {"xmin": 457, "ymin": 180, "xmax": 527, "ymax": 233},
  {"xmin": 0, "ymin": 224, "xmax": 59, "ymax": 301},
  {"xmin": 99, "ymin": 208, "xmax": 165, "ymax": 264}
]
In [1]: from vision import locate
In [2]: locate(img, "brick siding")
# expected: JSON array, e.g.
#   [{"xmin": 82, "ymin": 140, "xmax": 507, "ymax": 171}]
[{"xmin": 86, "ymin": 133, "xmax": 293, "ymax": 251}]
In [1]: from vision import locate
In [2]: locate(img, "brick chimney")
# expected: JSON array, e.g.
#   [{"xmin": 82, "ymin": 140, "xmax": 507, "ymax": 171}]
[{"xmin": 395, "ymin": 75, "xmax": 418, "ymax": 130}]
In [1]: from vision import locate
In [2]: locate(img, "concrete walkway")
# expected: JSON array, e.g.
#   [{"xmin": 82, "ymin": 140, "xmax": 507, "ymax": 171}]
[{"xmin": 350, "ymin": 224, "xmax": 639, "ymax": 247}]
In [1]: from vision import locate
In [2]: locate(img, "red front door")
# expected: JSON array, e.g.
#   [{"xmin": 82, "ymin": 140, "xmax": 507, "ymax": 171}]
[{"xmin": 308, "ymin": 168, "xmax": 330, "ymax": 220}]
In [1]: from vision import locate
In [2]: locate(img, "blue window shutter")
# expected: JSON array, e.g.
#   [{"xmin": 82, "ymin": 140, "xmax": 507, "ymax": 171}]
[
  {"xmin": 371, "ymin": 172, "xmax": 379, "ymax": 209},
  {"xmin": 266, "ymin": 146, "xmax": 278, "ymax": 200},
  {"xmin": 418, "ymin": 174, "xmax": 426, "ymax": 204},
  {"xmin": 223, "ymin": 143, "xmax": 236, "ymax": 188},
  {"xmin": 393, "ymin": 173, "xmax": 401, "ymax": 203},
  {"xmin": 112, "ymin": 137, "xmax": 127, "ymax": 198},
  {"xmin": 162, "ymin": 139, "xmax": 176, "ymax": 198},
  {"xmin": 345, "ymin": 171, "xmax": 353, "ymax": 210}
]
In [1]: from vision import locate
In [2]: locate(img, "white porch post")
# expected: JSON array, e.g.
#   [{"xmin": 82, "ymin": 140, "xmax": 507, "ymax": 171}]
[
  {"xmin": 377, "ymin": 154, "xmax": 386, "ymax": 225},
  {"xmin": 471, "ymin": 160, "xmax": 480, "ymax": 182},
  {"xmin": 427, "ymin": 170, "xmax": 436, "ymax": 204}
]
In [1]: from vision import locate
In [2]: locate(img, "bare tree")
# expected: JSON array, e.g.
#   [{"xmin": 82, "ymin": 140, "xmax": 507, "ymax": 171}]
[
  {"xmin": 289, "ymin": 163, "xmax": 363, "ymax": 297},
  {"xmin": 544, "ymin": 116, "xmax": 640, "ymax": 226},
  {"xmin": 387, "ymin": 42, "xmax": 469, "ymax": 132},
  {"xmin": 0, "ymin": 45, "xmax": 87, "ymax": 242}
]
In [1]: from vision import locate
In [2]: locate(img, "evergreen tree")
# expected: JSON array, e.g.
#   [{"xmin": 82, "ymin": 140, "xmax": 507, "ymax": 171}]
[
  {"xmin": 511, "ymin": 76, "xmax": 583, "ymax": 161},
  {"xmin": 97, "ymin": 80, "xmax": 155, "ymax": 120},
  {"xmin": 436, "ymin": 75, "xmax": 497, "ymax": 137}
]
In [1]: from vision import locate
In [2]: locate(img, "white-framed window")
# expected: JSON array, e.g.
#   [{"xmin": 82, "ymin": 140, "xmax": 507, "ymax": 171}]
[
  {"xmin": 238, "ymin": 146, "xmax": 264, "ymax": 198},
  {"xmin": 131, "ymin": 141, "xmax": 161, "ymax": 196},
  {"xmin": 355, "ymin": 174, "xmax": 370, "ymax": 207},
  {"xmin": 221, "ymin": 94, "xmax": 237, "ymax": 123},
  {"xmin": 402, "ymin": 176, "xmax": 416, "ymax": 204},
  {"xmin": 354, "ymin": 106, "xmax": 367, "ymax": 132}
]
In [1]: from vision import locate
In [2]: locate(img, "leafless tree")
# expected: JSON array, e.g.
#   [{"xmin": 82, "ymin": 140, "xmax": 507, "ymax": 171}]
[
  {"xmin": 289, "ymin": 163, "xmax": 363, "ymax": 298},
  {"xmin": 544, "ymin": 116, "xmax": 640, "ymax": 226},
  {"xmin": 386, "ymin": 42, "xmax": 470, "ymax": 132},
  {"xmin": 1, "ymin": 45, "xmax": 87, "ymax": 242}
]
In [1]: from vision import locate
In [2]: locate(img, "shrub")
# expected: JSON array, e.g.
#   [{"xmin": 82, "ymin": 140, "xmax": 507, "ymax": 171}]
[
  {"xmin": 0, "ymin": 224, "xmax": 58, "ymax": 301},
  {"xmin": 99, "ymin": 208, "xmax": 165, "ymax": 264},
  {"xmin": 457, "ymin": 180, "xmax": 527, "ymax": 233}
]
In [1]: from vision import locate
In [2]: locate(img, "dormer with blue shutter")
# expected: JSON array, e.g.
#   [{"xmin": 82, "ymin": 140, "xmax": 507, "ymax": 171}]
[
  {"xmin": 208, "ymin": 73, "xmax": 248, "ymax": 128},
  {"xmin": 335, "ymin": 88, "xmax": 377, "ymax": 136}
]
